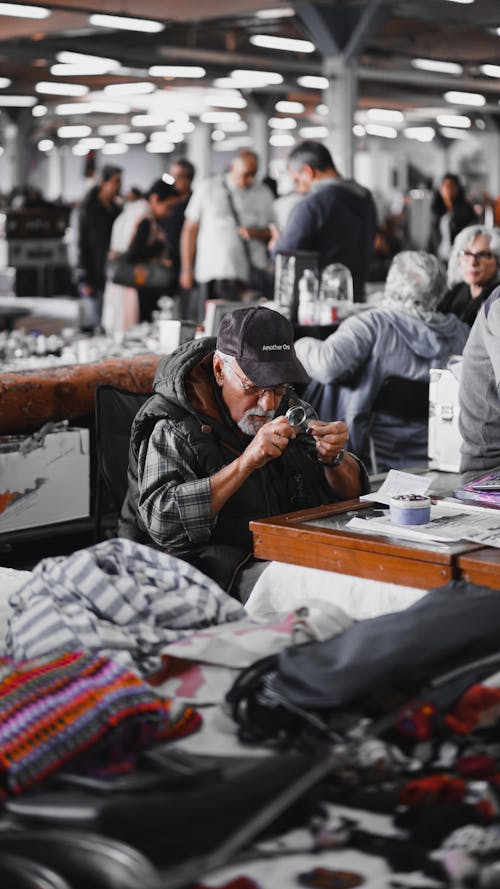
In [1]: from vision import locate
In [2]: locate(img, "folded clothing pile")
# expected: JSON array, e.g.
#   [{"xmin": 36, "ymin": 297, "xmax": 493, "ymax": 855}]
[{"xmin": 0, "ymin": 649, "xmax": 201, "ymax": 799}]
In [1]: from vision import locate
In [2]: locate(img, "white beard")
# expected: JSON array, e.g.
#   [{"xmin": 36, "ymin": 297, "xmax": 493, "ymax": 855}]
[{"xmin": 237, "ymin": 408, "xmax": 275, "ymax": 436}]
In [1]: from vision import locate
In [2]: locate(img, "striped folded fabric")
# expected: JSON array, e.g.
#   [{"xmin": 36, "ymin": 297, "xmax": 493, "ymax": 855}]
[{"xmin": 0, "ymin": 650, "xmax": 202, "ymax": 798}]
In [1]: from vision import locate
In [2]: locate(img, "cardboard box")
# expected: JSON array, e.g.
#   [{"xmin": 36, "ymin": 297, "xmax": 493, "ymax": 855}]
[
  {"xmin": 0, "ymin": 426, "xmax": 89, "ymax": 533},
  {"xmin": 428, "ymin": 367, "xmax": 462, "ymax": 473}
]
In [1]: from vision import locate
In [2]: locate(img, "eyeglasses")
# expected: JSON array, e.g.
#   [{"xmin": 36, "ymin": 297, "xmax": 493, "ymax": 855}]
[
  {"xmin": 458, "ymin": 250, "xmax": 495, "ymax": 262},
  {"xmin": 223, "ymin": 360, "xmax": 287, "ymax": 398}
]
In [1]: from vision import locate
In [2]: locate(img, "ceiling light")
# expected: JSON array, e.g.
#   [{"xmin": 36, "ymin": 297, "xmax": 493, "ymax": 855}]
[
  {"xmin": 250, "ymin": 34, "xmax": 315, "ymax": 53},
  {"xmin": 89, "ymin": 13, "xmax": 164, "ymax": 33},
  {"xmin": 205, "ymin": 92, "xmax": 247, "ymax": 109},
  {"xmin": 444, "ymin": 0, "xmax": 474, "ymax": 4},
  {"xmin": 73, "ymin": 144, "xmax": 95, "ymax": 156},
  {"xmin": 162, "ymin": 173, "xmax": 175, "ymax": 184},
  {"xmin": 51, "ymin": 63, "xmax": 115, "ymax": 76},
  {"xmin": 98, "ymin": 124, "xmax": 128, "ymax": 135},
  {"xmin": 36, "ymin": 82, "xmax": 89, "ymax": 97},
  {"xmin": 89, "ymin": 101, "xmax": 130, "ymax": 114},
  {"xmin": 444, "ymin": 90, "xmax": 485, "ymax": 106},
  {"xmin": 32, "ymin": 104, "xmax": 47, "ymax": 117},
  {"xmin": 365, "ymin": 124, "xmax": 398, "ymax": 139},
  {"xmin": 217, "ymin": 120, "xmax": 248, "ymax": 133},
  {"xmin": 255, "ymin": 7, "xmax": 295, "ymax": 17},
  {"xmin": 0, "ymin": 3, "xmax": 50, "ymax": 18},
  {"xmin": 213, "ymin": 136, "xmax": 254, "ymax": 151},
  {"xmin": 403, "ymin": 126, "xmax": 435, "ymax": 142},
  {"xmin": 0, "ymin": 95, "xmax": 36, "ymax": 106},
  {"xmin": 57, "ymin": 125, "xmax": 92, "ymax": 138},
  {"xmin": 297, "ymin": 75, "xmax": 328, "ymax": 89},
  {"xmin": 481, "ymin": 64, "xmax": 500, "ymax": 78},
  {"xmin": 440, "ymin": 127, "xmax": 469, "ymax": 139},
  {"xmin": 78, "ymin": 137, "xmax": 105, "ymax": 149},
  {"xmin": 436, "ymin": 113, "xmax": 471, "ymax": 127},
  {"xmin": 117, "ymin": 132, "xmax": 146, "ymax": 144},
  {"xmin": 150, "ymin": 130, "xmax": 180, "ymax": 140},
  {"xmin": 0, "ymin": 78, "xmax": 11, "ymax": 89},
  {"xmin": 476, "ymin": 118, "xmax": 486, "ymax": 129},
  {"xmin": 269, "ymin": 133, "xmax": 295, "ymax": 147},
  {"xmin": 38, "ymin": 139, "xmax": 54, "ymax": 152},
  {"xmin": 131, "ymin": 114, "xmax": 168, "ymax": 127},
  {"xmin": 211, "ymin": 129, "xmax": 226, "ymax": 142},
  {"xmin": 231, "ymin": 69, "xmax": 283, "ymax": 85},
  {"xmin": 56, "ymin": 103, "xmax": 92, "ymax": 115},
  {"xmin": 316, "ymin": 103, "xmax": 328, "ymax": 116},
  {"xmin": 200, "ymin": 111, "xmax": 240, "ymax": 124},
  {"xmin": 298, "ymin": 125, "xmax": 329, "ymax": 138},
  {"xmin": 102, "ymin": 143, "xmax": 129, "ymax": 154},
  {"xmin": 104, "ymin": 82, "xmax": 156, "ymax": 96},
  {"xmin": 275, "ymin": 100, "xmax": 304, "ymax": 113},
  {"xmin": 167, "ymin": 120, "xmax": 195, "ymax": 133},
  {"xmin": 57, "ymin": 51, "xmax": 120, "ymax": 70},
  {"xmin": 146, "ymin": 142, "xmax": 174, "ymax": 153},
  {"xmin": 412, "ymin": 58, "xmax": 463, "ymax": 75},
  {"xmin": 367, "ymin": 108, "xmax": 404, "ymax": 122},
  {"xmin": 353, "ymin": 124, "xmax": 365, "ymax": 136},
  {"xmin": 268, "ymin": 116, "xmax": 297, "ymax": 129},
  {"xmin": 148, "ymin": 66, "xmax": 206, "ymax": 78}
]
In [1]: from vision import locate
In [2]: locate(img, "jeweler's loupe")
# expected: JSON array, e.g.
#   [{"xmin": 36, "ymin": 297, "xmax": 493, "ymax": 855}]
[{"xmin": 285, "ymin": 405, "xmax": 310, "ymax": 433}]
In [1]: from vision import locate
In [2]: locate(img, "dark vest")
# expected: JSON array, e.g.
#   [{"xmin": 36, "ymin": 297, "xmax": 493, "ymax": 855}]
[{"xmin": 119, "ymin": 392, "xmax": 336, "ymax": 592}]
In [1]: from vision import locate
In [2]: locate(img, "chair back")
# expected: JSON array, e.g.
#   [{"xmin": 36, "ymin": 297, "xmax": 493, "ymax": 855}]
[
  {"xmin": 372, "ymin": 376, "xmax": 429, "ymax": 420},
  {"xmin": 94, "ymin": 385, "xmax": 151, "ymax": 539},
  {"xmin": 368, "ymin": 376, "xmax": 430, "ymax": 475}
]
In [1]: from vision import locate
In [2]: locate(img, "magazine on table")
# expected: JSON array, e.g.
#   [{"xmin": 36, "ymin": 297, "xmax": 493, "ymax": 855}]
[
  {"xmin": 453, "ymin": 471, "xmax": 500, "ymax": 508},
  {"xmin": 347, "ymin": 500, "xmax": 500, "ymax": 548}
]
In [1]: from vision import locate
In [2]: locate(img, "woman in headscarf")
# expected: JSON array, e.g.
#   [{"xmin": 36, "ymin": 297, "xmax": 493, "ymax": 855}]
[
  {"xmin": 439, "ymin": 224, "xmax": 500, "ymax": 327},
  {"xmin": 295, "ymin": 251, "xmax": 470, "ymax": 471}
]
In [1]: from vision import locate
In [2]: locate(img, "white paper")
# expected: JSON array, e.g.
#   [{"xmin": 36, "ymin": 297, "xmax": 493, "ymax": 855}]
[
  {"xmin": 360, "ymin": 469, "xmax": 432, "ymax": 506},
  {"xmin": 347, "ymin": 502, "xmax": 500, "ymax": 547}
]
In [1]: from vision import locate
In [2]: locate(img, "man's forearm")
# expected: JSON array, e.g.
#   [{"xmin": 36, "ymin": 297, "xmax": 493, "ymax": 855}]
[
  {"xmin": 209, "ymin": 456, "xmax": 253, "ymax": 517},
  {"xmin": 180, "ymin": 220, "xmax": 198, "ymax": 275}
]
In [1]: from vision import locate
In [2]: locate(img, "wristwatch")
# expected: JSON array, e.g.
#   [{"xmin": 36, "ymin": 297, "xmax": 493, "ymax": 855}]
[{"xmin": 319, "ymin": 449, "xmax": 345, "ymax": 468}]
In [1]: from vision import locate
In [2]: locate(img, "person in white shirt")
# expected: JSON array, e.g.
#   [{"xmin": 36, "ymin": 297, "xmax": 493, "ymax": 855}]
[{"xmin": 180, "ymin": 150, "xmax": 274, "ymax": 304}]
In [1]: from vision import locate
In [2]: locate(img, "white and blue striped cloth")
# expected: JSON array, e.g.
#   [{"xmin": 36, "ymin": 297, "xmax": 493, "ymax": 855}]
[{"xmin": 6, "ymin": 538, "xmax": 243, "ymax": 676}]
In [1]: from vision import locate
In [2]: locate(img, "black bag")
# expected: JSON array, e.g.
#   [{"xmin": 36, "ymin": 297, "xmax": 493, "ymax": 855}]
[{"xmin": 108, "ymin": 255, "xmax": 173, "ymax": 291}]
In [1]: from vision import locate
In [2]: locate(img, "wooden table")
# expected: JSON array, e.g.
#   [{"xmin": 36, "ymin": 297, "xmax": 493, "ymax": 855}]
[
  {"xmin": 250, "ymin": 499, "xmax": 481, "ymax": 590},
  {"xmin": 457, "ymin": 548, "xmax": 500, "ymax": 590}
]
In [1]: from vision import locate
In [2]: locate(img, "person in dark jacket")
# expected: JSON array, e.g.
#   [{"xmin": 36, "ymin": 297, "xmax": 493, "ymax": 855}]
[
  {"xmin": 271, "ymin": 140, "xmax": 378, "ymax": 302},
  {"xmin": 428, "ymin": 172, "xmax": 476, "ymax": 263},
  {"xmin": 119, "ymin": 306, "xmax": 367, "ymax": 600},
  {"xmin": 76, "ymin": 164, "xmax": 122, "ymax": 328},
  {"xmin": 438, "ymin": 224, "xmax": 500, "ymax": 327}
]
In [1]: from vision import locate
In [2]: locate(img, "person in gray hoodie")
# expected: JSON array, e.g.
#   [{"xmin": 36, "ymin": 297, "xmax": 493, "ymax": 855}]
[
  {"xmin": 459, "ymin": 286, "xmax": 500, "ymax": 479},
  {"xmin": 295, "ymin": 250, "xmax": 470, "ymax": 471}
]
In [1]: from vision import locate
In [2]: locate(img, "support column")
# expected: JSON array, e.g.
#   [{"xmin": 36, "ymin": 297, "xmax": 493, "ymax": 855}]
[
  {"xmin": 323, "ymin": 57, "xmax": 357, "ymax": 178},
  {"xmin": 188, "ymin": 121, "xmax": 211, "ymax": 179},
  {"xmin": 3, "ymin": 109, "xmax": 33, "ymax": 191},
  {"xmin": 249, "ymin": 110, "xmax": 270, "ymax": 174}
]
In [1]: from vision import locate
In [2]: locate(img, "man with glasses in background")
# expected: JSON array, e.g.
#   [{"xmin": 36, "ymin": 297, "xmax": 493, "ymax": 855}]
[
  {"xmin": 120, "ymin": 306, "xmax": 366, "ymax": 600},
  {"xmin": 439, "ymin": 225, "xmax": 500, "ymax": 327}
]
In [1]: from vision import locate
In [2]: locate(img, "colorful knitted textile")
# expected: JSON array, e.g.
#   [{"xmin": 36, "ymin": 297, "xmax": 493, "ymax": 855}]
[{"xmin": 0, "ymin": 650, "xmax": 202, "ymax": 799}]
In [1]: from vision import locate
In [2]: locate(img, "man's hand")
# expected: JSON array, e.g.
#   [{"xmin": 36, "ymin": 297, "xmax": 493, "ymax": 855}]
[
  {"xmin": 238, "ymin": 226, "xmax": 272, "ymax": 244},
  {"xmin": 240, "ymin": 416, "xmax": 297, "ymax": 472},
  {"xmin": 307, "ymin": 420, "xmax": 349, "ymax": 465},
  {"xmin": 179, "ymin": 269, "xmax": 194, "ymax": 290}
]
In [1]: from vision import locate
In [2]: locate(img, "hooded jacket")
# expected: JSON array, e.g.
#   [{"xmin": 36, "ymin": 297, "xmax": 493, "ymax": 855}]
[
  {"xmin": 295, "ymin": 307, "xmax": 470, "ymax": 470},
  {"xmin": 119, "ymin": 337, "xmax": 352, "ymax": 592},
  {"xmin": 459, "ymin": 287, "xmax": 500, "ymax": 475}
]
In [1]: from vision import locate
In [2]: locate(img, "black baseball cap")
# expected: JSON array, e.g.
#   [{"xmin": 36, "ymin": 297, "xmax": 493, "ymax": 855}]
[{"xmin": 216, "ymin": 306, "xmax": 309, "ymax": 387}]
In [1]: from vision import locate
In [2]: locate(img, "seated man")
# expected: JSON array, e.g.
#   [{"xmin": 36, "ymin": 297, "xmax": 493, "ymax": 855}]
[
  {"xmin": 439, "ymin": 224, "xmax": 500, "ymax": 327},
  {"xmin": 294, "ymin": 251, "xmax": 470, "ymax": 472},
  {"xmin": 119, "ymin": 306, "xmax": 367, "ymax": 600},
  {"xmin": 459, "ymin": 286, "xmax": 500, "ymax": 480}
]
